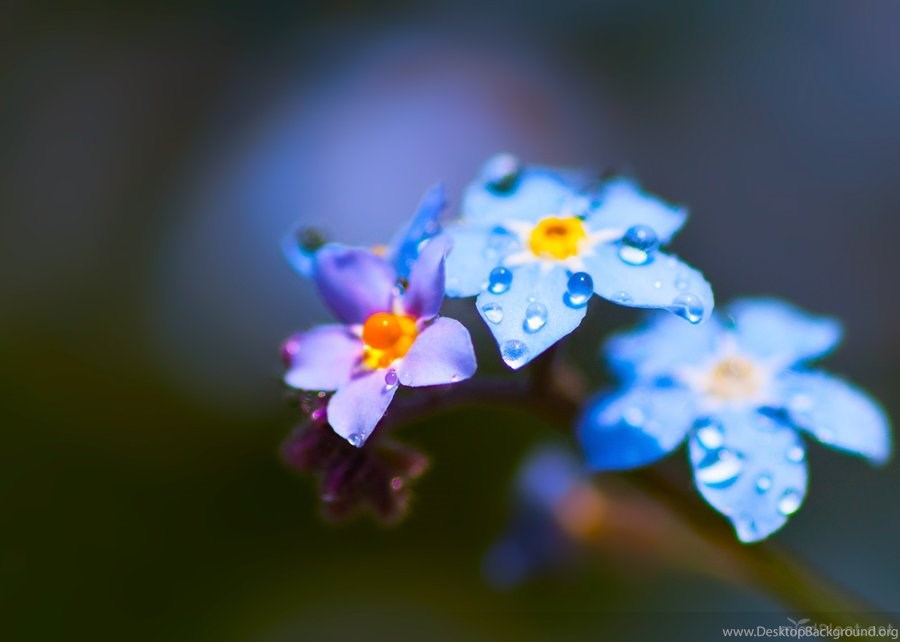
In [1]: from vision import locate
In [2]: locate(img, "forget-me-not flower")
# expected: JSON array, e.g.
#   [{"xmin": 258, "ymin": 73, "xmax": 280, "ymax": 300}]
[
  {"xmin": 578, "ymin": 298, "xmax": 892, "ymax": 542},
  {"xmin": 442, "ymin": 154, "xmax": 713, "ymax": 369},
  {"xmin": 283, "ymin": 184, "xmax": 446, "ymax": 280},
  {"xmin": 282, "ymin": 236, "xmax": 477, "ymax": 447}
]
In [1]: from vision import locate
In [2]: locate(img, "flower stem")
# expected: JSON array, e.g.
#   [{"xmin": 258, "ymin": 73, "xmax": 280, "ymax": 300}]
[{"xmin": 384, "ymin": 373, "xmax": 885, "ymax": 623}]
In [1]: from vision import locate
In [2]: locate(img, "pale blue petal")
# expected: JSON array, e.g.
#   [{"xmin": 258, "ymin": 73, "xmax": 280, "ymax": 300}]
[
  {"xmin": 586, "ymin": 178, "xmax": 687, "ymax": 242},
  {"xmin": 396, "ymin": 317, "xmax": 477, "ymax": 387},
  {"xmin": 606, "ymin": 312, "xmax": 722, "ymax": 382},
  {"xmin": 442, "ymin": 224, "xmax": 521, "ymax": 298},
  {"xmin": 389, "ymin": 183, "xmax": 446, "ymax": 278},
  {"xmin": 777, "ymin": 371, "xmax": 891, "ymax": 465},
  {"xmin": 401, "ymin": 235, "xmax": 449, "ymax": 320},
  {"xmin": 463, "ymin": 157, "xmax": 586, "ymax": 227},
  {"xmin": 283, "ymin": 325, "xmax": 362, "ymax": 391},
  {"xmin": 475, "ymin": 263, "xmax": 586, "ymax": 369},
  {"xmin": 326, "ymin": 370, "xmax": 397, "ymax": 447},
  {"xmin": 578, "ymin": 385, "xmax": 697, "ymax": 471},
  {"xmin": 314, "ymin": 247, "xmax": 396, "ymax": 324},
  {"xmin": 688, "ymin": 409, "xmax": 808, "ymax": 543},
  {"xmin": 726, "ymin": 299, "xmax": 842, "ymax": 366},
  {"xmin": 582, "ymin": 244, "xmax": 714, "ymax": 323}
]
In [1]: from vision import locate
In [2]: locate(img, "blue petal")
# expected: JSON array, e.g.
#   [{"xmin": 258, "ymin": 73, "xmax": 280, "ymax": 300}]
[
  {"xmin": 726, "ymin": 299, "xmax": 842, "ymax": 366},
  {"xmin": 688, "ymin": 409, "xmax": 808, "ymax": 543},
  {"xmin": 578, "ymin": 385, "xmax": 697, "ymax": 471},
  {"xmin": 401, "ymin": 234, "xmax": 449, "ymax": 319},
  {"xmin": 314, "ymin": 247, "xmax": 396, "ymax": 324},
  {"xmin": 389, "ymin": 183, "xmax": 446, "ymax": 278},
  {"xmin": 606, "ymin": 312, "xmax": 722, "ymax": 382},
  {"xmin": 475, "ymin": 263, "xmax": 586, "ymax": 369},
  {"xmin": 777, "ymin": 370, "xmax": 891, "ymax": 465},
  {"xmin": 586, "ymin": 178, "xmax": 687, "ymax": 242},
  {"xmin": 463, "ymin": 157, "xmax": 587, "ymax": 227},
  {"xmin": 442, "ymin": 224, "xmax": 521, "ymax": 298},
  {"xmin": 327, "ymin": 370, "xmax": 398, "ymax": 447},
  {"xmin": 582, "ymin": 244, "xmax": 715, "ymax": 323}
]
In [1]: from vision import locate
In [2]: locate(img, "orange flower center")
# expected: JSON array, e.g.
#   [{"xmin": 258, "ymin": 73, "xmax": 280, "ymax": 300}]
[
  {"xmin": 361, "ymin": 312, "xmax": 418, "ymax": 369},
  {"xmin": 528, "ymin": 216, "xmax": 587, "ymax": 260}
]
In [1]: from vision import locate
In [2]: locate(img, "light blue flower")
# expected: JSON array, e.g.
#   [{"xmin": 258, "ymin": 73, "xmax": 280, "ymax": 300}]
[
  {"xmin": 442, "ymin": 154, "xmax": 714, "ymax": 369},
  {"xmin": 283, "ymin": 183, "xmax": 446, "ymax": 279},
  {"xmin": 578, "ymin": 298, "xmax": 892, "ymax": 542}
]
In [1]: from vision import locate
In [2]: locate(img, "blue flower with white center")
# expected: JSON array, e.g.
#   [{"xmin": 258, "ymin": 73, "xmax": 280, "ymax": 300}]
[
  {"xmin": 283, "ymin": 183, "xmax": 446, "ymax": 279},
  {"xmin": 442, "ymin": 154, "xmax": 714, "ymax": 369},
  {"xmin": 578, "ymin": 298, "xmax": 892, "ymax": 543}
]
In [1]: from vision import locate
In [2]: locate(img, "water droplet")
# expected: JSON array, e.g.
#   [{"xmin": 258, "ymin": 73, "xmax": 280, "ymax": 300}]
[
  {"xmin": 390, "ymin": 476, "xmax": 404, "ymax": 491},
  {"xmin": 483, "ymin": 153, "xmax": 521, "ymax": 193},
  {"xmin": 694, "ymin": 418, "xmax": 724, "ymax": 449},
  {"xmin": 501, "ymin": 340, "xmax": 529, "ymax": 368},
  {"xmin": 674, "ymin": 274, "xmax": 689, "ymax": 291},
  {"xmin": 487, "ymin": 267, "xmax": 513, "ymax": 294},
  {"xmin": 347, "ymin": 433, "xmax": 364, "ymax": 448},
  {"xmin": 653, "ymin": 280, "xmax": 663, "ymax": 289},
  {"xmin": 618, "ymin": 225, "xmax": 659, "ymax": 266},
  {"xmin": 564, "ymin": 271, "xmax": 593, "ymax": 308},
  {"xmin": 734, "ymin": 513, "xmax": 758, "ymax": 542},
  {"xmin": 755, "ymin": 474, "xmax": 772, "ymax": 494},
  {"xmin": 695, "ymin": 447, "xmax": 744, "ymax": 488},
  {"xmin": 523, "ymin": 302, "xmax": 548, "ymax": 333},
  {"xmin": 612, "ymin": 291, "xmax": 633, "ymax": 304},
  {"xmin": 384, "ymin": 369, "xmax": 398, "ymax": 390},
  {"xmin": 482, "ymin": 302, "xmax": 504, "ymax": 324},
  {"xmin": 777, "ymin": 489, "xmax": 803, "ymax": 516},
  {"xmin": 786, "ymin": 446, "xmax": 805, "ymax": 463},
  {"xmin": 671, "ymin": 293, "xmax": 704, "ymax": 324},
  {"xmin": 789, "ymin": 393, "xmax": 814, "ymax": 413}
]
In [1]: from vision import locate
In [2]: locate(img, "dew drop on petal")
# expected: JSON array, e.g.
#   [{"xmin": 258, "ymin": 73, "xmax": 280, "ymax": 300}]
[
  {"xmin": 483, "ymin": 153, "xmax": 522, "ymax": 193},
  {"xmin": 734, "ymin": 513, "xmax": 758, "ymax": 542},
  {"xmin": 500, "ymin": 340, "xmax": 529, "ymax": 368},
  {"xmin": 618, "ymin": 225, "xmax": 659, "ymax": 266},
  {"xmin": 384, "ymin": 369, "xmax": 399, "ymax": 390},
  {"xmin": 653, "ymin": 280, "xmax": 663, "ymax": 289},
  {"xmin": 623, "ymin": 406, "xmax": 645, "ymax": 427},
  {"xmin": 487, "ymin": 267, "xmax": 513, "ymax": 294},
  {"xmin": 523, "ymin": 302, "xmax": 548, "ymax": 333},
  {"xmin": 564, "ymin": 271, "xmax": 593, "ymax": 308},
  {"xmin": 696, "ymin": 448, "xmax": 743, "ymax": 488},
  {"xmin": 671, "ymin": 293, "xmax": 704, "ymax": 324},
  {"xmin": 755, "ymin": 474, "xmax": 772, "ymax": 494},
  {"xmin": 347, "ymin": 433, "xmax": 364, "ymax": 448},
  {"xmin": 612, "ymin": 291, "xmax": 633, "ymax": 304},
  {"xmin": 482, "ymin": 302, "xmax": 504, "ymax": 324},
  {"xmin": 694, "ymin": 417, "xmax": 724, "ymax": 449},
  {"xmin": 786, "ymin": 446, "xmax": 805, "ymax": 463},
  {"xmin": 777, "ymin": 489, "xmax": 803, "ymax": 516}
]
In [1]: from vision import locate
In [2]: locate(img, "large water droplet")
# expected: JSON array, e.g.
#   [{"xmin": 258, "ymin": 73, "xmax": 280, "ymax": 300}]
[
  {"xmin": 694, "ymin": 418, "xmax": 724, "ymax": 449},
  {"xmin": 695, "ymin": 448, "xmax": 743, "ymax": 488},
  {"xmin": 734, "ymin": 513, "xmax": 758, "ymax": 542},
  {"xmin": 501, "ymin": 340, "xmax": 529, "ymax": 368},
  {"xmin": 755, "ymin": 474, "xmax": 772, "ymax": 494},
  {"xmin": 482, "ymin": 302, "xmax": 504, "ymax": 324},
  {"xmin": 384, "ymin": 369, "xmax": 398, "ymax": 390},
  {"xmin": 523, "ymin": 302, "xmax": 548, "ymax": 333},
  {"xmin": 487, "ymin": 267, "xmax": 513, "ymax": 294},
  {"xmin": 777, "ymin": 489, "xmax": 803, "ymax": 516},
  {"xmin": 671, "ymin": 293, "xmax": 704, "ymax": 324},
  {"xmin": 564, "ymin": 271, "xmax": 593, "ymax": 308},
  {"xmin": 786, "ymin": 446, "xmax": 805, "ymax": 464},
  {"xmin": 347, "ymin": 433, "xmax": 364, "ymax": 448},
  {"xmin": 618, "ymin": 225, "xmax": 659, "ymax": 266},
  {"xmin": 483, "ymin": 153, "xmax": 521, "ymax": 193},
  {"xmin": 612, "ymin": 291, "xmax": 633, "ymax": 304}
]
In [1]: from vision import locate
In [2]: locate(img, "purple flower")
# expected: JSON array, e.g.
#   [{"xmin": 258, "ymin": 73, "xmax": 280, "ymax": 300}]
[{"xmin": 282, "ymin": 237, "xmax": 477, "ymax": 446}]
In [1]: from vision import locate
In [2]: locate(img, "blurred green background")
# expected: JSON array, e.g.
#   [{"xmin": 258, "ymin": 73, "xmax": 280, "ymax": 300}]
[{"xmin": 3, "ymin": 1, "xmax": 899, "ymax": 640}]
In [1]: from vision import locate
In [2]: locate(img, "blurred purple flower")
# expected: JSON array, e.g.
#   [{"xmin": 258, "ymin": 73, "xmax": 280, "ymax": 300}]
[{"xmin": 283, "ymin": 236, "xmax": 477, "ymax": 446}]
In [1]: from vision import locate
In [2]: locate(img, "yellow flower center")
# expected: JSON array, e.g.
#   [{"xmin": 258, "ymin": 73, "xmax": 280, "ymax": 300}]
[
  {"xmin": 361, "ymin": 312, "xmax": 418, "ymax": 369},
  {"xmin": 528, "ymin": 216, "xmax": 587, "ymax": 260},
  {"xmin": 706, "ymin": 356, "xmax": 762, "ymax": 401}
]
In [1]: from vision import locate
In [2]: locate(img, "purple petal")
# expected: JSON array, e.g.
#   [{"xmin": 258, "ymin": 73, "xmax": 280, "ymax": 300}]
[
  {"xmin": 327, "ymin": 370, "xmax": 398, "ymax": 446},
  {"xmin": 401, "ymin": 235, "xmax": 450, "ymax": 319},
  {"xmin": 314, "ymin": 246, "xmax": 397, "ymax": 324},
  {"xmin": 397, "ymin": 317, "xmax": 477, "ymax": 387},
  {"xmin": 283, "ymin": 325, "xmax": 362, "ymax": 391}
]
